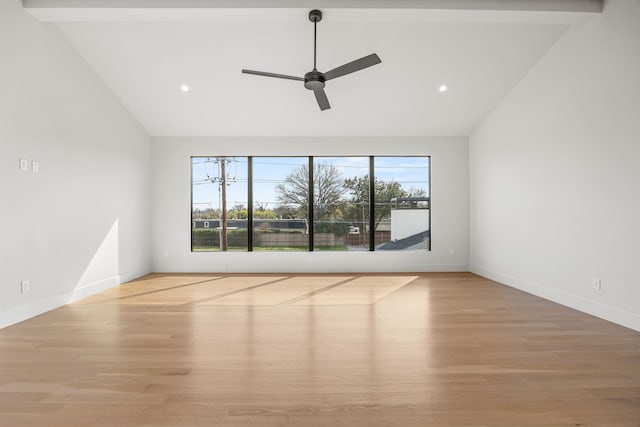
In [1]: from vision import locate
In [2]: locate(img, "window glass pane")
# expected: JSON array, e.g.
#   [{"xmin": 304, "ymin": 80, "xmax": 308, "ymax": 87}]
[
  {"xmin": 253, "ymin": 157, "xmax": 309, "ymax": 251},
  {"xmin": 313, "ymin": 157, "xmax": 369, "ymax": 251},
  {"xmin": 374, "ymin": 157, "xmax": 430, "ymax": 251},
  {"xmin": 191, "ymin": 157, "xmax": 248, "ymax": 252}
]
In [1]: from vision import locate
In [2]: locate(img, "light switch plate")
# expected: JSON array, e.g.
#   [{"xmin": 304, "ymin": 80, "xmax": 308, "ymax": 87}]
[{"xmin": 19, "ymin": 158, "xmax": 29, "ymax": 171}]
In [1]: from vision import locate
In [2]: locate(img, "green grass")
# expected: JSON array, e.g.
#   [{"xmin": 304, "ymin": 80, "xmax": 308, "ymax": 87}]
[
  {"xmin": 193, "ymin": 246, "xmax": 348, "ymax": 252},
  {"xmin": 253, "ymin": 246, "xmax": 308, "ymax": 252},
  {"xmin": 192, "ymin": 247, "xmax": 247, "ymax": 252},
  {"xmin": 254, "ymin": 246, "xmax": 348, "ymax": 251},
  {"xmin": 313, "ymin": 246, "xmax": 348, "ymax": 251}
]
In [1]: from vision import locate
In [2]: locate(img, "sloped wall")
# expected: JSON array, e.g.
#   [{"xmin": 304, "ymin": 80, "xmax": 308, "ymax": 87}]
[
  {"xmin": 0, "ymin": 0, "xmax": 152, "ymax": 328},
  {"xmin": 470, "ymin": 0, "xmax": 640, "ymax": 331}
]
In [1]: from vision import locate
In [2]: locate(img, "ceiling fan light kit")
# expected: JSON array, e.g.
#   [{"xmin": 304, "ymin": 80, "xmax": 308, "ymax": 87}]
[{"xmin": 242, "ymin": 9, "xmax": 382, "ymax": 111}]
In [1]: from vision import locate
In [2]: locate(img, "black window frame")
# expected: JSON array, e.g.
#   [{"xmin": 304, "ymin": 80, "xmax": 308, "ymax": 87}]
[{"xmin": 190, "ymin": 155, "xmax": 431, "ymax": 252}]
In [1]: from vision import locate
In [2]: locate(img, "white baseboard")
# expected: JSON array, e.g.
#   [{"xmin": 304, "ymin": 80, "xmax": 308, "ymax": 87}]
[
  {"xmin": 118, "ymin": 269, "xmax": 151, "ymax": 284},
  {"xmin": 0, "ymin": 294, "xmax": 70, "ymax": 330},
  {"xmin": 153, "ymin": 264, "xmax": 470, "ymax": 274},
  {"xmin": 1, "ymin": 274, "xmax": 128, "ymax": 330},
  {"xmin": 470, "ymin": 265, "xmax": 640, "ymax": 332},
  {"xmin": 68, "ymin": 275, "xmax": 121, "ymax": 303}
]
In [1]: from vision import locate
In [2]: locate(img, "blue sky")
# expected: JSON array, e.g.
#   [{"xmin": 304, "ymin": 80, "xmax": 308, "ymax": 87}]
[{"xmin": 192, "ymin": 156, "xmax": 429, "ymax": 212}]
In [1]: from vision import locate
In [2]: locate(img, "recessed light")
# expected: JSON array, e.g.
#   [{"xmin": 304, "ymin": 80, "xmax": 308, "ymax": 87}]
[
  {"xmin": 439, "ymin": 84, "xmax": 448, "ymax": 93},
  {"xmin": 180, "ymin": 84, "xmax": 190, "ymax": 92}
]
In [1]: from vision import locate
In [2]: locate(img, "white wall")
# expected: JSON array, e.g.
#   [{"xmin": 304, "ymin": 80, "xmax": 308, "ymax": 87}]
[
  {"xmin": 0, "ymin": 0, "xmax": 152, "ymax": 328},
  {"xmin": 152, "ymin": 137, "xmax": 468, "ymax": 273},
  {"xmin": 470, "ymin": 0, "xmax": 640, "ymax": 331}
]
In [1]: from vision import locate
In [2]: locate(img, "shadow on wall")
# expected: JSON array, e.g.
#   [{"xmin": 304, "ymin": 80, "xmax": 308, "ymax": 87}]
[{"xmin": 68, "ymin": 219, "xmax": 120, "ymax": 303}]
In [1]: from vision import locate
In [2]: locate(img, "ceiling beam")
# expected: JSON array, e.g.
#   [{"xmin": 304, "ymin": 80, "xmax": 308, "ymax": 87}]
[
  {"xmin": 22, "ymin": 0, "xmax": 603, "ymax": 12},
  {"xmin": 23, "ymin": 0, "xmax": 602, "ymax": 22}
]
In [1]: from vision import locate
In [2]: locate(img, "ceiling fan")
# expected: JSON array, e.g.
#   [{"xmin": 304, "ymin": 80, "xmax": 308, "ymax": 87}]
[{"xmin": 242, "ymin": 9, "xmax": 382, "ymax": 111}]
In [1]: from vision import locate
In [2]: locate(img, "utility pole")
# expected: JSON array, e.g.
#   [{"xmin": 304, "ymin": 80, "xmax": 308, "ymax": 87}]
[
  {"xmin": 220, "ymin": 158, "xmax": 228, "ymax": 251},
  {"xmin": 207, "ymin": 157, "xmax": 236, "ymax": 251}
]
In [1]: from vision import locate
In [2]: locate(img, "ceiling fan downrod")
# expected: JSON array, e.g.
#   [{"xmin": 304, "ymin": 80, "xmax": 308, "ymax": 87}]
[{"xmin": 309, "ymin": 9, "xmax": 322, "ymax": 70}]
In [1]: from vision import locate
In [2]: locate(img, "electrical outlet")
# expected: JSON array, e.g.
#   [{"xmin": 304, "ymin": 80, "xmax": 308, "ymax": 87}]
[
  {"xmin": 32, "ymin": 161, "xmax": 39, "ymax": 173},
  {"xmin": 21, "ymin": 280, "xmax": 30, "ymax": 293},
  {"xmin": 592, "ymin": 278, "xmax": 601, "ymax": 291},
  {"xmin": 449, "ymin": 248, "xmax": 456, "ymax": 256}
]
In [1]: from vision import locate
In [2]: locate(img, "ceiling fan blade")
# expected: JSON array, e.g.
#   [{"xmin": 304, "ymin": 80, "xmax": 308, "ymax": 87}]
[
  {"xmin": 324, "ymin": 53, "xmax": 381, "ymax": 81},
  {"xmin": 314, "ymin": 89, "xmax": 331, "ymax": 111},
  {"xmin": 242, "ymin": 69, "xmax": 304, "ymax": 81}
]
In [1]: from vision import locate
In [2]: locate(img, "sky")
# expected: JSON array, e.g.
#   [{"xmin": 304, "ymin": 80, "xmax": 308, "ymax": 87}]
[{"xmin": 192, "ymin": 156, "xmax": 429, "ymax": 212}]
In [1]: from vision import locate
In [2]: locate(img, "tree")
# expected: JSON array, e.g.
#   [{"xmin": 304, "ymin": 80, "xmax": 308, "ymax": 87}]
[
  {"xmin": 227, "ymin": 204, "xmax": 278, "ymax": 220},
  {"xmin": 227, "ymin": 206, "xmax": 247, "ymax": 220},
  {"xmin": 274, "ymin": 205, "xmax": 298, "ymax": 219},
  {"xmin": 254, "ymin": 209, "xmax": 277, "ymax": 219},
  {"xmin": 407, "ymin": 187, "xmax": 427, "ymax": 198},
  {"xmin": 343, "ymin": 175, "xmax": 408, "ymax": 229},
  {"xmin": 275, "ymin": 162, "xmax": 346, "ymax": 219},
  {"xmin": 191, "ymin": 207, "xmax": 220, "ymax": 219},
  {"xmin": 254, "ymin": 202, "xmax": 277, "ymax": 219}
]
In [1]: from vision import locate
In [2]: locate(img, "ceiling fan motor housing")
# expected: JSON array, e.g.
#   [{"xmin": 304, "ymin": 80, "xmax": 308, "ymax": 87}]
[
  {"xmin": 309, "ymin": 9, "xmax": 322, "ymax": 22},
  {"xmin": 304, "ymin": 70, "xmax": 325, "ymax": 91}
]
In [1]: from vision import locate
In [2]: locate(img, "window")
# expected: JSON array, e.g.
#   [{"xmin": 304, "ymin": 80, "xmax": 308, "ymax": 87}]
[
  {"xmin": 252, "ymin": 157, "xmax": 309, "ymax": 251},
  {"xmin": 314, "ymin": 157, "xmax": 369, "ymax": 251},
  {"xmin": 191, "ymin": 156, "xmax": 430, "ymax": 252},
  {"xmin": 191, "ymin": 157, "xmax": 248, "ymax": 251},
  {"xmin": 374, "ymin": 157, "xmax": 430, "ymax": 251}
]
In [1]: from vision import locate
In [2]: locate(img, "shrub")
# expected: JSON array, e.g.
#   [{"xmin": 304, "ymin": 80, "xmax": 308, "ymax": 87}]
[
  {"xmin": 314, "ymin": 221, "xmax": 350, "ymax": 235},
  {"xmin": 192, "ymin": 228, "xmax": 219, "ymax": 247},
  {"xmin": 192, "ymin": 228, "xmax": 249, "ymax": 248}
]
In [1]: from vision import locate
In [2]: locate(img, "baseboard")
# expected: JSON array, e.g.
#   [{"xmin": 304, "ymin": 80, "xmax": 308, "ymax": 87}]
[
  {"xmin": 0, "ymin": 294, "xmax": 70, "ymax": 330},
  {"xmin": 1, "ymin": 274, "xmax": 126, "ymax": 330},
  {"xmin": 153, "ymin": 264, "xmax": 470, "ymax": 274},
  {"xmin": 68, "ymin": 275, "xmax": 121, "ymax": 303},
  {"xmin": 118, "ymin": 269, "xmax": 152, "ymax": 284},
  {"xmin": 470, "ymin": 265, "xmax": 640, "ymax": 332}
]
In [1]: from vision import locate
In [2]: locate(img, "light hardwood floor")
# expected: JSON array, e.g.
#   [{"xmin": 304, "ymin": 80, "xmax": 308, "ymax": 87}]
[{"xmin": 1, "ymin": 273, "xmax": 639, "ymax": 426}]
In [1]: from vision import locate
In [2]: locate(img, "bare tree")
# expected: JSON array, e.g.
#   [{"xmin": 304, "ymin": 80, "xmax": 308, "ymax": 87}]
[{"xmin": 275, "ymin": 162, "xmax": 346, "ymax": 218}]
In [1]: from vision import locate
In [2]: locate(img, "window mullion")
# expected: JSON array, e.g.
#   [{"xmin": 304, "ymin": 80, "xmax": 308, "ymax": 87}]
[
  {"xmin": 369, "ymin": 156, "xmax": 375, "ymax": 251},
  {"xmin": 248, "ymin": 156, "xmax": 253, "ymax": 251},
  {"xmin": 308, "ymin": 156, "xmax": 314, "ymax": 251}
]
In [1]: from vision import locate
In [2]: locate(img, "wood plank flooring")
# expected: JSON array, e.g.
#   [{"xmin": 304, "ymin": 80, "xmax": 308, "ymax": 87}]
[{"xmin": 1, "ymin": 272, "xmax": 639, "ymax": 426}]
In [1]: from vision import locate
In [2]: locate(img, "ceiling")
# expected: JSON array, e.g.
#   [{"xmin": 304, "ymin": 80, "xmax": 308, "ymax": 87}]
[{"xmin": 26, "ymin": 1, "xmax": 600, "ymax": 137}]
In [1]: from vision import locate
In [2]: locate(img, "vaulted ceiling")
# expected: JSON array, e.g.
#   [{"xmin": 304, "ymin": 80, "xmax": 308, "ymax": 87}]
[{"xmin": 25, "ymin": 0, "xmax": 601, "ymax": 136}]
